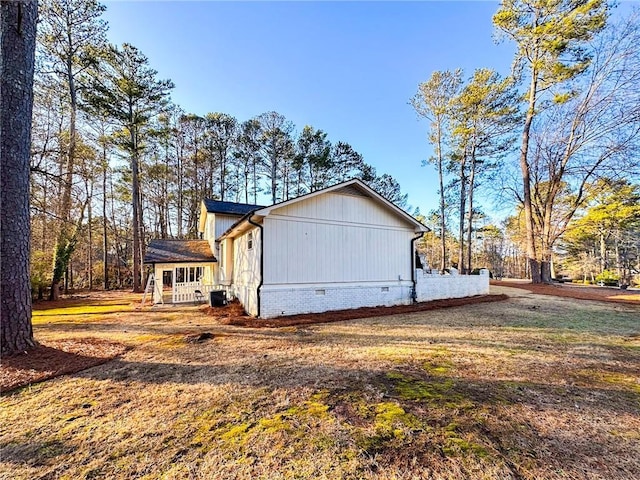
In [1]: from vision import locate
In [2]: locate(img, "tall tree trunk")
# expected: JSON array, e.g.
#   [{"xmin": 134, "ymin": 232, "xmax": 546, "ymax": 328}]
[
  {"xmin": 540, "ymin": 236, "xmax": 554, "ymax": 283},
  {"xmin": 1, "ymin": 0, "xmax": 37, "ymax": 355},
  {"xmin": 87, "ymin": 189, "xmax": 93, "ymax": 290},
  {"xmin": 177, "ymin": 145, "xmax": 183, "ymax": 238},
  {"xmin": 614, "ymin": 234, "xmax": 621, "ymax": 280},
  {"xmin": 50, "ymin": 22, "xmax": 80, "ymax": 300},
  {"xmin": 110, "ymin": 174, "xmax": 122, "ymax": 288},
  {"xmin": 436, "ymin": 123, "xmax": 447, "ymax": 272},
  {"xmin": 219, "ymin": 150, "xmax": 226, "ymax": 201},
  {"xmin": 131, "ymin": 124, "xmax": 142, "ymax": 292},
  {"xmin": 458, "ymin": 153, "xmax": 467, "ymax": 273},
  {"xmin": 138, "ymin": 182, "xmax": 145, "ymax": 287},
  {"xmin": 271, "ymin": 152, "xmax": 277, "ymax": 204},
  {"xmin": 102, "ymin": 156, "xmax": 109, "ymax": 290},
  {"xmin": 252, "ymin": 160, "xmax": 257, "ymax": 204},
  {"xmin": 520, "ymin": 67, "xmax": 541, "ymax": 282},
  {"xmin": 252, "ymin": 158, "xmax": 258, "ymax": 205},
  {"xmin": 61, "ymin": 55, "xmax": 77, "ymax": 224},
  {"xmin": 244, "ymin": 165, "xmax": 249, "ymax": 203},
  {"xmin": 539, "ymin": 194, "xmax": 556, "ymax": 283},
  {"xmin": 466, "ymin": 149, "xmax": 477, "ymax": 274},
  {"xmin": 161, "ymin": 147, "xmax": 169, "ymax": 238},
  {"xmin": 599, "ymin": 232, "xmax": 607, "ymax": 273}
]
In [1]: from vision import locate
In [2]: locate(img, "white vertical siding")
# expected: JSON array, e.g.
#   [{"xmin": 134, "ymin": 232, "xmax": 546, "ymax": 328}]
[
  {"xmin": 232, "ymin": 227, "xmax": 261, "ymax": 316},
  {"xmin": 263, "ymin": 192, "xmax": 415, "ymax": 285},
  {"xmin": 273, "ymin": 192, "xmax": 410, "ymax": 228},
  {"xmin": 218, "ymin": 238, "xmax": 234, "ymax": 284},
  {"xmin": 203, "ymin": 213, "xmax": 216, "ymax": 251},
  {"xmin": 215, "ymin": 214, "xmax": 241, "ymax": 239},
  {"xmin": 203, "ymin": 213, "xmax": 244, "ymax": 249}
]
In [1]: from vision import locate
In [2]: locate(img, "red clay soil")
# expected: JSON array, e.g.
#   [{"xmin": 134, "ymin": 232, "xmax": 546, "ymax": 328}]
[
  {"xmin": 1, "ymin": 338, "xmax": 129, "ymax": 393},
  {"xmin": 492, "ymin": 280, "xmax": 640, "ymax": 305},
  {"xmin": 203, "ymin": 294, "xmax": 509, "ymax": 328}
]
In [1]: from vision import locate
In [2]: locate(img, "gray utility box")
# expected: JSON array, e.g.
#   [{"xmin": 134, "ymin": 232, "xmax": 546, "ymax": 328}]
[{"xmin": 209, "ymin": 290, "xmax": 227, "ymax": 307}]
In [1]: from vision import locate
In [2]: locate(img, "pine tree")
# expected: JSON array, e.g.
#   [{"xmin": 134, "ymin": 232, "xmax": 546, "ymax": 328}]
[
  {"xmin": 1, "ymin": 0, "xmax": 38, "ymax": 355},
  {"xmin": 84, "ymin": 43, "xmax": 173, "ymax": 291},
  {"xmin": 411, "ymin": 70, "xmax": 462, "ymax": 272}
]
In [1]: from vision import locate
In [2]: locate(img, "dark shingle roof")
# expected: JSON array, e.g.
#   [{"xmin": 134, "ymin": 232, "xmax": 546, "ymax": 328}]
[
  {"xmin": 143, "ymin": 239, "xmax": 216, "ymax": 264},
  {"xmin": 203, "ymin": 199, "xmax": 264, "ymax": 215}
]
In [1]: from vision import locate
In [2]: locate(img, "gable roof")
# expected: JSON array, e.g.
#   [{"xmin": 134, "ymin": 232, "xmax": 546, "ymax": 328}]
[
  {"xmin": 143, "ymin": 239, "xmax": 217, "ymax": 264},
  {"xmin": 255, "ymin": 179, "xmax": 429, "ymax": 231},
  {"xmin": 218, "ymin": 179, "xmax": 429, "ymax": 240},
  {"xmin": 202, "ymin": 199, "xmax": 264, "ymax": 216}
]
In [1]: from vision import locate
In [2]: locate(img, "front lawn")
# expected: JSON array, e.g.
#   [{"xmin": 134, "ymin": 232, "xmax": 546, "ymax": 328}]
[{"xmin": 1, "ymin": 288, "xmax": 639, "ymax": 479}]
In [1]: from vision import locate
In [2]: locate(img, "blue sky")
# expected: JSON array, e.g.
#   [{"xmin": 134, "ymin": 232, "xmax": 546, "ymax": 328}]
[{"xmin": 100, "ymin": 1, "xmax": 532, "ymax": 220}]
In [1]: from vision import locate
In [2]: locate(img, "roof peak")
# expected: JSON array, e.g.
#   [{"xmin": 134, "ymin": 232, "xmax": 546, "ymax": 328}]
[{"xmin": 203, "ymin": 199, "xmax": 265, "ymax": 215}]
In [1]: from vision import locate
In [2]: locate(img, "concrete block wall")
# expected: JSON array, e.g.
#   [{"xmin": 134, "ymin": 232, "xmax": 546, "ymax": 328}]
[
  {"xmin": 260, "ymin": 283, "xmax": 412, "ymax": 319},
  {"xmin": 415, "ymin": 269, "xmax": 489, "ymax": 302}
]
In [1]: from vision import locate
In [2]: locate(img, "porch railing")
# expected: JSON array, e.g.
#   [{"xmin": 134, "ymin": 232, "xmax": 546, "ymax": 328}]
[{"xmin": 172, "ymin": 282, "xmax": 219, "ymax": 303}]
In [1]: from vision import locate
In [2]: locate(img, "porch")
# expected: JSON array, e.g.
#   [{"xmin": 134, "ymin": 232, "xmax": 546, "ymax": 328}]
[
  {"xmin": 143, "ymin": 238, "xmax": 220, "ymax": 305},
  {"xmin": 169, "ymin": 281, "xmax": 222, "ymax": 304},
  {"xmin": 152, "ymin": 264, "xmax": 225, "ymax": 304}
]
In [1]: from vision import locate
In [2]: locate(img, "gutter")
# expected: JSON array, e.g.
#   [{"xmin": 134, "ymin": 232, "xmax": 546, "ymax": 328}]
[
  {"xmin": 410, "ymin": 232, "xmax": 424, "ymax": 303},
  {"xmin": 247, "ymin": 215, "xmax": 264, "ymax": 317}
]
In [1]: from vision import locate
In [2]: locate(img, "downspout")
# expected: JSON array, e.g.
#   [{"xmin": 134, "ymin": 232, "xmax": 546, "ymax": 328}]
[
  {"xmin": 411, "ymin": 232, "xmax": 424, "ymax": 303},
  {"xmin": 247, "ymin": 215, "xmax": 263, "ymax": 317}
]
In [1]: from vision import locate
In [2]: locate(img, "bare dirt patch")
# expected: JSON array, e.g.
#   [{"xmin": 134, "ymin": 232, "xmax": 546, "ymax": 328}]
[
  {"xmin": 203, "ymin": 294, "xmax": 509, "ymax": 328},
  {"xmin": 492, "ymin": 280, "xmax": 640, "ymax": 305},
  {"xmin": 1, "ymin": 338, "xmax": 129, "ymax": 393}
]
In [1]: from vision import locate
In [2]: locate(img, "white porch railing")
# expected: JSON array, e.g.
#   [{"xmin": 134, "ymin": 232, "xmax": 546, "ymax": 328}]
[{"xmin": 172, "ymin": 282, "xmax": 219, "ymax": 303}]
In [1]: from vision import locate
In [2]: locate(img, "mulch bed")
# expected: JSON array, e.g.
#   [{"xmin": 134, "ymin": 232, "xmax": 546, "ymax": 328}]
[
  {"xmin": 1, "ymin": 338, "xmax": 129, "ymax": 394},
  {"xmin": 492, "ymin": 280, "xmax": 640, "ymax": 305},
  {"xmin": 203, "ymin": 294, "xmax": 509, "ymax": 328}
]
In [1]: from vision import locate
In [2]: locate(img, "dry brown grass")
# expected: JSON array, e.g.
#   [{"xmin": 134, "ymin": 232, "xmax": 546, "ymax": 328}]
[
  {"xmin": 0, "ymin": 339, "xmax": 129, "ymax": 392},
  {"xmin": 1, "ymin": 287, "xmax": 639, "ymax": 479}
]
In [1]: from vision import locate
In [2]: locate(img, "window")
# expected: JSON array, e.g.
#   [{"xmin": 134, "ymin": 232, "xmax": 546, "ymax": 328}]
[
  {"xmin": 247, "ymin": 231, "xmax": 254, "ymax": 250},
  {"xmin": 176, "ymin": 267, "xmax": 186, "ymax": 283},
  {"xmin": 175, "ymin": 266, "xmax": 203, "ymax": 284}
]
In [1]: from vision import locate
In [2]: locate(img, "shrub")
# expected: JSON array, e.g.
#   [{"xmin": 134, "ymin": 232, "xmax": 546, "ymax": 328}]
[{"xmin": 595, "ymin": 270, "xmax": 619, "ymax": 287}]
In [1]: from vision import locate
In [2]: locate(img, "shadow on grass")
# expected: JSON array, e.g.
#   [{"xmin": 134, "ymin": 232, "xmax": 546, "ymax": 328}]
[
  {"xmin": 33, "ymin": 306, "xmax": 204, "ymax": 317},
  {"xmin": 72, "ymin": 356, "xmax": 640, "ymax": 416},
  {"xmin": 0, "ymin": 439, "xmax": 73, "ymax": 466},
  {"xmin": 33, "ymin": 300, "xmax": 133, "ymax": 311},
  {"xmin": 1, "ymin": 342, "xmax": 129, "ymax": 393}
]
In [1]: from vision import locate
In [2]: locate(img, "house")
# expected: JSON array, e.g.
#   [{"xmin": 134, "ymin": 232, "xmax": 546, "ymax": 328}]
[
  {"xmin": 144, "ymin": 179, "xmax": 490, "ymax": 317},
  {"xmin": 143, "ymin": 199, "xmax": 262, "ymax": 304},
  {"xmin": 144, "ymin": 179, "xmax": 431, "ymax": 316}
]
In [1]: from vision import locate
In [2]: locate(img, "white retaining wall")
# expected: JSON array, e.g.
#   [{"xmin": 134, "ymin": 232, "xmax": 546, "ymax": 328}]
[
  {"xmin": 414, "ymin": 269, "xmax": 490, "ymax": 302},
  {"xmin": 260, "ymin": 282, "xmax": 413, "ymax": 319}
]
